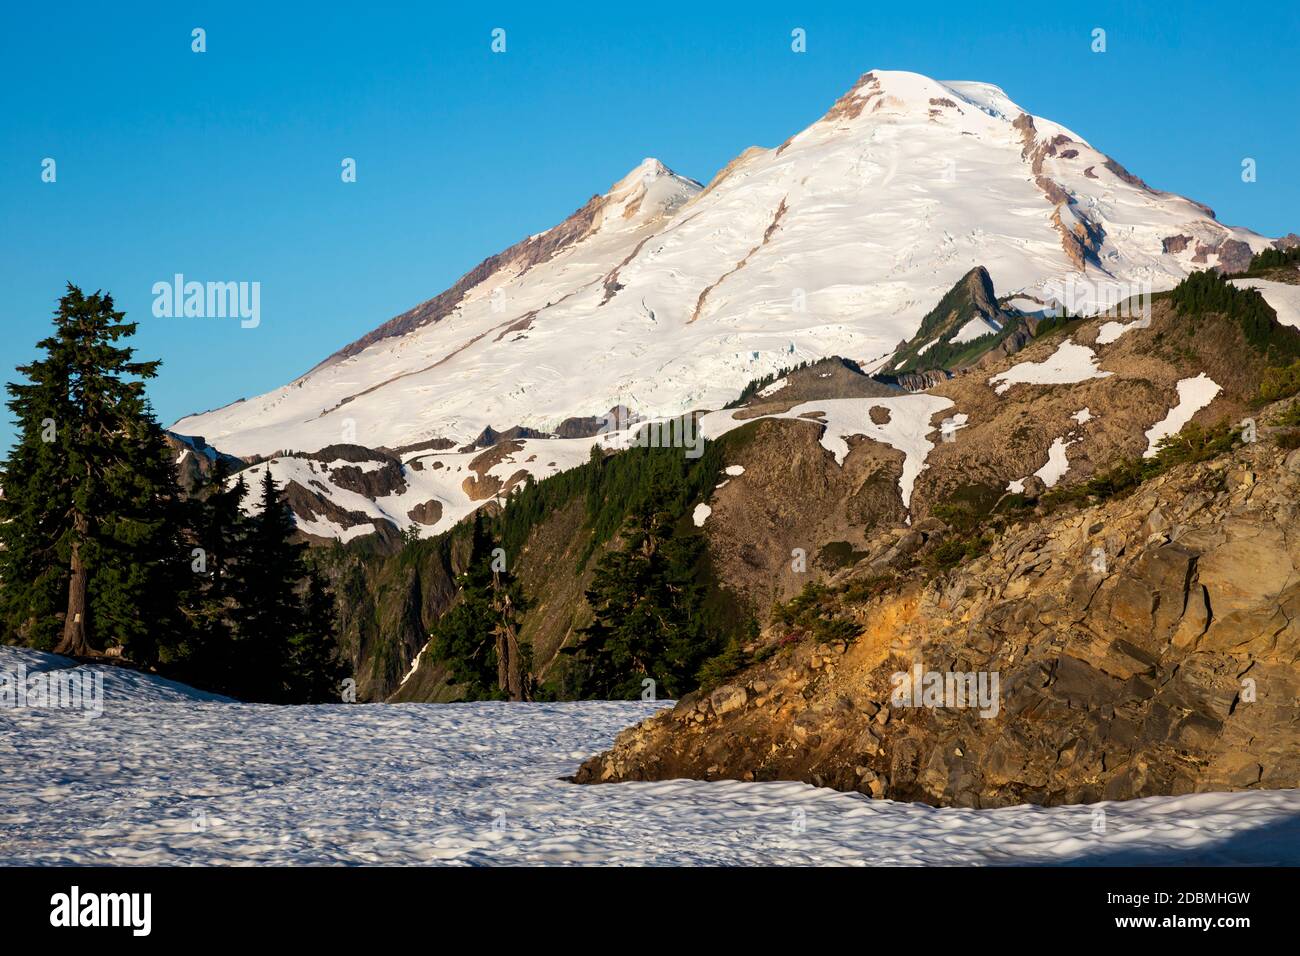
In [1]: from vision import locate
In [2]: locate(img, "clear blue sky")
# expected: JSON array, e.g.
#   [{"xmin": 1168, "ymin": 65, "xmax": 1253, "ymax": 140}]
[{"xmin": 2, "ymin": 1, "xmax": 1297, "ymax": 451}]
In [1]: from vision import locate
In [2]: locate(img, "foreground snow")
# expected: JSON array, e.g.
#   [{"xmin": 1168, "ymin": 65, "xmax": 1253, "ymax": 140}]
[{"xmin": 2, "ymin": 648, "xmax": 1298, "ymax": 866}]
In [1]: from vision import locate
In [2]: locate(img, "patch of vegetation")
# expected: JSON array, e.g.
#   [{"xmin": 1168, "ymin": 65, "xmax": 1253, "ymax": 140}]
[
  {"xmin": 1261, "ymin": 359, "xmax": 1300, "ymax": 402},
  {"xmin": 818, "ymin": 540, "xmax": 868, "ymax": 569},
  {"xmin": 1028, "ymin": 306, "xmax": 1082, "ymax": 340},
  {"xmin": 927, "ymin": 534, "xmax": 993, "ymax": 572},
  {"xmin": 1170, "ymin": 269, "xmax": 1300, "ymax": 363},
  {"xmin": 770, "ymin": 581, "xmax": 861, "ymax": 645},
  {"xmin": 492, "ymin": 433, "xmax": 724, "ymax": 571},
  {"xmin": 1244, "ymin": 245, "xmax": 1300, "ymax": 274},
  {"xmin": 561, "ymin": 478, "xmax": 725, "ymax": 700},
  {"xmin": 1274, "ymin": 400, "xmax": 1300, "ymax": 428}
]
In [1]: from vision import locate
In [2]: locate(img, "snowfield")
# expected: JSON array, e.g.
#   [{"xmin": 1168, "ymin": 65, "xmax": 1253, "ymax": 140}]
[
  {"xmin": 3, "ymin": 648, "xmax": 1299, "ymax": 866},
  {"xmin": 700, "ymin": 394, "xmax": 956, "ymax": 510}
]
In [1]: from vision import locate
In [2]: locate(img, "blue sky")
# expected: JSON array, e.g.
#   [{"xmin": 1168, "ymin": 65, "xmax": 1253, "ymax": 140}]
[{"xmin": 2, "ymin": 1, "xmax": 1297, "ymax": 451}]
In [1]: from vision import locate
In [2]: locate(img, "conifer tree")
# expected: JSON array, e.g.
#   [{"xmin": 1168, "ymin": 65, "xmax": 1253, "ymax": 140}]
[
  {"xmin": 566, "ymin": 481, "xmax": 713, "ymax": 699},
  {"xmin": 176, "ymin": 463, "xmax": 249, "ymax": 693},
  {"xmin": 428, "ymin": 512, "xmax": 531, "ymax": 699},
  {"xmin": 0, "ymin": 285, "xmax": 180, "ymax": 658},
  {"xmin": 289, "ymin": 571, "xmax": 347, "ymax": 702},
  {"xmin": 229, "ymin": 469, "xmax": 309, "ymax": 701}
]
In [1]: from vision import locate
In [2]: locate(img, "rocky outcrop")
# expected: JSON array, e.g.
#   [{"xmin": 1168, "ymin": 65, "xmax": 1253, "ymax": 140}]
[
  {"xmin": 165, "ymin": 432, "xmax": 245, "ymax": 494},
  {"xmin": 577, "ymin": 436, "xmax": 1300, "ymax": 807},
  {"xmin": 304, "ymin": 444, "xmax": 407, "ymax": 498},
  {"xmin": 891, "ymin": 370, "xmax": 950, "ymax": 392},
  {"xmin": 406, "ymin": 499, "xmax": 443, "ymax": 526},
  {"xmin": 887, "ymin": 266, "xmax": 1032, "ymax": 378},
  {"xmin": 461, "ymin": 424, "xmax": 548, "ymax": 452}
]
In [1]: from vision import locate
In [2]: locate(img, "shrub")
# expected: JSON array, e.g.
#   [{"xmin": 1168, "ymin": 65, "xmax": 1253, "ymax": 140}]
[{"xmin": 1261, "ymin": 360, "xmax": 1300, "ymax": 402}]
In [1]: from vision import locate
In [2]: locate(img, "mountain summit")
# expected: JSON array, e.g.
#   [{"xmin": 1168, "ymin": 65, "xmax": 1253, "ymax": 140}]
[{"xmin": 175, "ymin": 69, "xmax": 1271, "ymax": 459}]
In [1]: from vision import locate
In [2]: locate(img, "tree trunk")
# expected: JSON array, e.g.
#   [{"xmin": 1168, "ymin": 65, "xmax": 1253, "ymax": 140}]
[
  {"xmin": 505, "ymin": 623, "xmax": 523, "ymax": 702},
  {"xmin": 56, "ymin": 512, "xmax": 90, "ymax": 656},
  {"xmin": 495, "ymin": 628, "xmax": 509, "ymax": 696}
]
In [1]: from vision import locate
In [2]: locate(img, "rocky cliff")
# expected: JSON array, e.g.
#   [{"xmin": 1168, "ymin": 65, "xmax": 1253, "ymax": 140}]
[{"xmin": 577, "ymin": 428, "xmax": 1300, "ymax": 806}]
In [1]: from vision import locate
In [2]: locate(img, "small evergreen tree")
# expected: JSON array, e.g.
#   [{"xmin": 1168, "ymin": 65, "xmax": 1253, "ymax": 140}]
[
  {"xmin": 228, "ymin": 469, "xmax": 310, "ymax": 701},
  {"xmin": 175, "ymin": 463, "xmax": 249, "ymax": 694},
  {"xmin": 289, "ymin": 571, "xmax": 347, "ymax": 702}
]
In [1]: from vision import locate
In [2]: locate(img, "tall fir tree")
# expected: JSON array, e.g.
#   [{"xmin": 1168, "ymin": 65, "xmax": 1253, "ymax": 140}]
[
  {"xmin": 223, "ymin": 468, "xmax": 345, "ymax": 702},
  {"xmin": 0, "ymin": 285, "xmax": 183, "ymax": 659}
]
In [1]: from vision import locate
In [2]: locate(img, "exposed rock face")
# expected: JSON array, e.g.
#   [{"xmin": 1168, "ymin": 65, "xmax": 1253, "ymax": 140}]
[
  {"xmin": 283, "ymin": 479, "xmax": 398, "ymax": 549},
  {"xmin": 165, "ymin": 432, "xmax": 245, "ymax": 494},
  {"xmin": 576, "ymin": 438, "xmax": 1300, "ymax": 806},
  {"xmin": 1214, "ymin": 238, "xmax": 1255, "ymax": 274},
  {"xmin": 461, "ymin": 424, "xmax": 548, "ymax": 452},
  {"xmin": 553, "ymin": 405, "xmax": 640, "ymax": 439},
  {"xmin": 888, "ymin": 266, "xmax": 1025, "ymax": 377},
  {"xmin": 406, "ymin": 499, "xmax": 443, "ymax": 526},
  {"xmin": 893, "ymin": 370, "xmax": 951, "ymax": 392},
  {"xmin": 304, "ymin": 444, "xmax": 406, "ymax": 499}
]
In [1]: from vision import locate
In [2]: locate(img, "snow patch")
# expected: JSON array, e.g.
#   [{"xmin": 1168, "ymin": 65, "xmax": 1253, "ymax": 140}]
[
  {"xmin": 951, "ymin": 316, "xmax": 1000, "ymax": 344},
  {"xmin": 724, "ymin": 465, "xmax": 746, "ymax": 476},
  {"xmin": 692, "ymin": 503, "xmax": 712, "ymax": 527},
  {"xmin": 1034, "ymin": 437, "xmax": 1076, "ymax": 488},
  {"xmin": 700, "ymin": 395, "xmax": 955, "ymax": 510},
  {"xmin": 1096, "ymin": 316, "xmax": 1151, "ymax": 345},
  {"xmin": 1143, "ymin": 374, "xmax": 1222, "ymax": 458},
  {"xmin": 989, "ymin": 340, "xmax": 1112, "ymax": 396},
  {"xmin": 1230, "ymin": 278, "xmax": 1300, "ymax": 330}
]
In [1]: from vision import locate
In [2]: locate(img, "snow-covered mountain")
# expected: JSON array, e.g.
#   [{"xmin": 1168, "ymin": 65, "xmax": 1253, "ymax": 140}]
[{"xmin": 175, "ymin": 70, "xmax": 1272, "ymax": 462}]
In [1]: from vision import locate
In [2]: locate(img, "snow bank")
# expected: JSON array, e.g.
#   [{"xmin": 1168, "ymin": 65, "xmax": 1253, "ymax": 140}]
[
  {"xmin": 1095, "ymin": 315, "xmax": 1151, "ymax": 345},
  {"xmin": 1143, "ymin": 374, "xmax": 1222, "ymax": 458},
  {"xmin": 0, "ymin": 646, "xmax": 231, "ymax": 705},
  {"xmin": 952, "ymin": 316, "xmax": 999, "ymax": 344},
  {"xmin": 988, "ymin": 340, "xmax": 1112, "ymax": 395},
  {"xmin": 1034, "ymin": 437, "xmax": 1076, "ymax": 488}
]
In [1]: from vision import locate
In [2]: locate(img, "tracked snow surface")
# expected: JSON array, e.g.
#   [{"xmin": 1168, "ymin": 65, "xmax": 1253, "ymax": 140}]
[{"xmin": 3, "ymin": 647, "xmax": 1298, "ymax": 866}]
